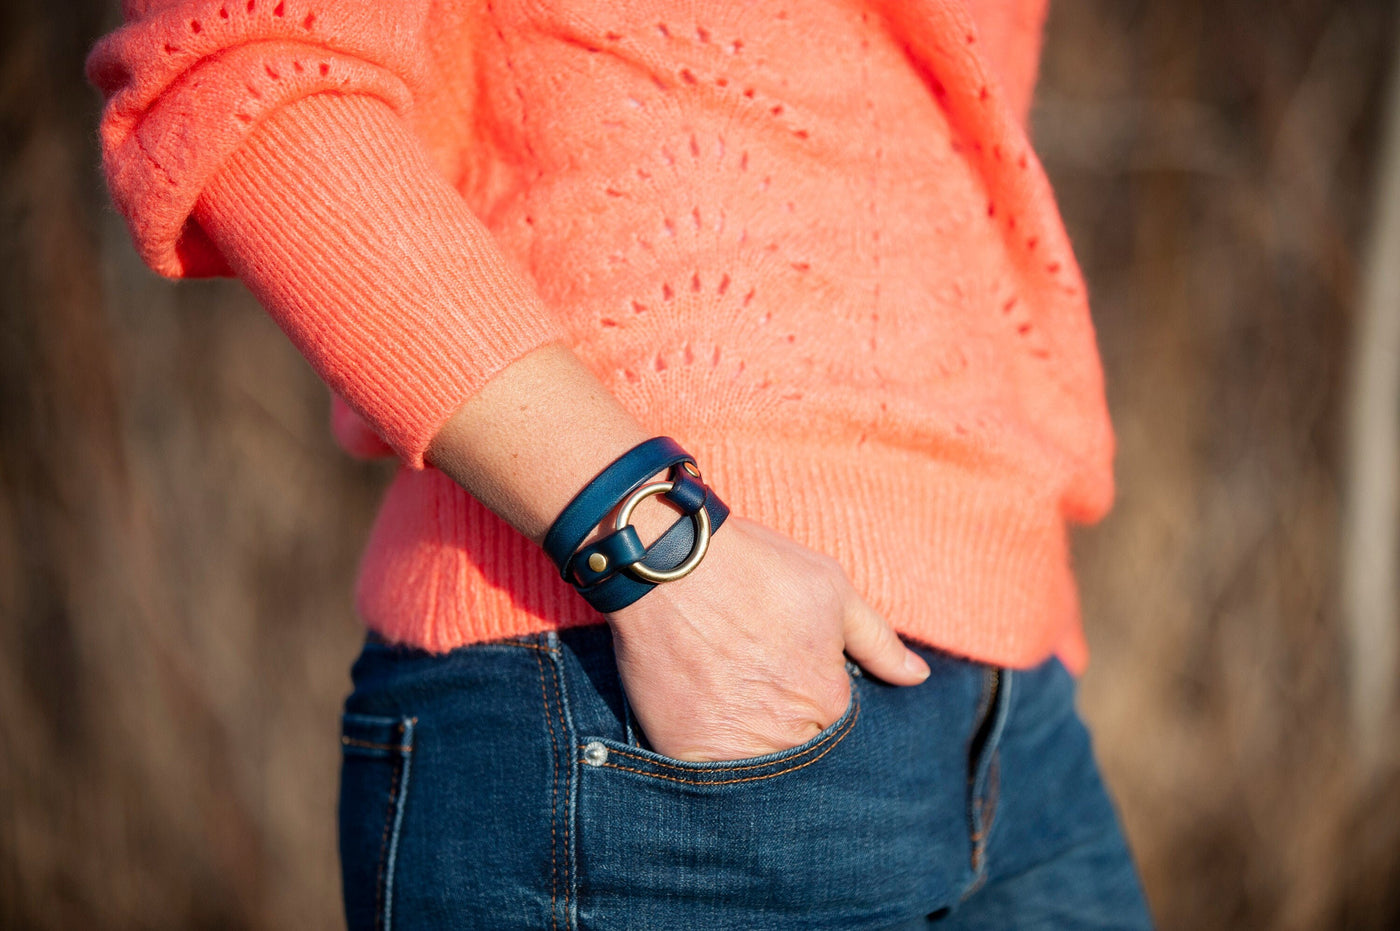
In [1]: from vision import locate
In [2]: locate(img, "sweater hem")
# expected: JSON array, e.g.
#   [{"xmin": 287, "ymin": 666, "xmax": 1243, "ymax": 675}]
[{"xmin": 353, "ymin": 434, "xmax": 1085, "ymax": 671}]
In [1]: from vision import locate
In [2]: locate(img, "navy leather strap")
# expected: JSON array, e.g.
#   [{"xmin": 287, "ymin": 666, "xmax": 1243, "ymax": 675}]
[
  {"xmin": 567, "ymin": 471, "xmax": 712, "ymax": 587},
  {"xmin": 574, "ymin": 489, "xmax": 730, "ymax": 612},
  {"xmin": 541, "ymin": 437, "xmax": 729, "ymax": 613},
  {"xmin": 569, "ymin": 526, "xmax": 648, "ymax": 587},
  {"xmin": 541, "ymin": 437, "xmax": 692, "ymax": 575}
]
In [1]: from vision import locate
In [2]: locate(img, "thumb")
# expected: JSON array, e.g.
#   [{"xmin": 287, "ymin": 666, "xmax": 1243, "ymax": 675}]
[{"xmin": 841, "ymin": 594, "xmax": 931, "ymax": 686}]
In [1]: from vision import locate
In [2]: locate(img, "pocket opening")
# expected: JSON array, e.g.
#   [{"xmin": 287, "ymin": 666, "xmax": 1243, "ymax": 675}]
[{"xmin": 582, "ymin": 668, "xmax": 861, "ymax": 786}]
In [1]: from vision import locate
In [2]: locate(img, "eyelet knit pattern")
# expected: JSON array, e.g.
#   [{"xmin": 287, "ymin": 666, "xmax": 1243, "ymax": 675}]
[{"xmin": 88, "ymin": 0, "xmax": 1113, "ymax": 672}]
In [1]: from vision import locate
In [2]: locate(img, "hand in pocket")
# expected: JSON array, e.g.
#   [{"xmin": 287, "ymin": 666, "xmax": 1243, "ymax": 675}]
[{"xmin": 605, "ymin": 516, "xmax": 930, "ymax": 762}]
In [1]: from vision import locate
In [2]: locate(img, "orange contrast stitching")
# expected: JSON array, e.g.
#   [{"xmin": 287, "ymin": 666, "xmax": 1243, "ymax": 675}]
[
  {"xmin": 533, "ymin": 649, "xmax": 560, "ymax": 931},
  {"xmin": 341, "ymin": 737, "xmax": 412, "ymax": 753},
  {"xmin": 597, "ymin": 697, "xmax": 859, "ymax": 786},
  {"xmin": 545, "ymin": 648, "xmax": 572, "ymax": 922},
  {"xmin": 500, "ymin": 638, "xmax": 554, "ymax": 651},
  {"xmin": 589, "ymin": 687, "xmax": 859, "ymax": 774},
  {"xmin": 373, "ymin": 721, "xmax": 404, "ymax": 930}
]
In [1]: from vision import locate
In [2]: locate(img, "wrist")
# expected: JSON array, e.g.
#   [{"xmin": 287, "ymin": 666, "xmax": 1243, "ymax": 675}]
[{"xmin": 424, "ymin": 342, "xmax": 652, "ymax": 544}]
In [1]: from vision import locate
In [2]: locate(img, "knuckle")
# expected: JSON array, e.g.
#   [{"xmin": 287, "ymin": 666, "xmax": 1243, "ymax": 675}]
[
  {"xmin": 820, "ymin": 554, "xmax": 851, "ymax": 587},
  {"xmin": 800, "ymin": 548, "xmax": 843, "ymax": 583},
  {"xmin": 757, "ymin": 715, "xmax": 814, "ymax": 750},
  {"xmin": 792, "ymin": 567, "xmax": 843, "ymax": 619},
  {"xmin": 772, "ymin": 697, "xmax": 844, "ymax": 744},
  {"xmin": 815, "ymin": 675, "xmax": 852, "ymax": 720}
]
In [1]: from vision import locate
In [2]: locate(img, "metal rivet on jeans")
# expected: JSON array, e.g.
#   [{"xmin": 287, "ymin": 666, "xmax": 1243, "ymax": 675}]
[{"xmin": 582, "ymin": 741, "xmax": 609, "ymax": 766}]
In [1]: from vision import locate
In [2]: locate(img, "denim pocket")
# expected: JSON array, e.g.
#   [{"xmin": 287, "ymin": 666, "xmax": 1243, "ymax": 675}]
[
  {"xmin": 338, "ymin": 713, "xmax": 416, "ymax": 931},
  {"xmin": 579, "ymin": 665, "xmax": 861, "ymax": 787},
  {"xmin": 572, "ymin": 649, "xmax": 989, "ymax": 929}
]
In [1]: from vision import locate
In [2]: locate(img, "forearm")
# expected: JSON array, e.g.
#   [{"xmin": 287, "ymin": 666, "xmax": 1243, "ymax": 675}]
[{"xmin": 424, "ymin": 342, "xmax": 658, "ymax": 547}]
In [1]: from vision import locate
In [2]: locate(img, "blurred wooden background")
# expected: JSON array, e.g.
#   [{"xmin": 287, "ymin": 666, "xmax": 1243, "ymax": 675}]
[{"xmin": 3, "ymin": 0, "xmax": 1399, "ymax": 927}]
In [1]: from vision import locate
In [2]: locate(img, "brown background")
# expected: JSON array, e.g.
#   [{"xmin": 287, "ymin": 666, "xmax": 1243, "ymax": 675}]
[{"xmin": 3, "ymin": 0, "xmax": 1399, "ymax": 927}]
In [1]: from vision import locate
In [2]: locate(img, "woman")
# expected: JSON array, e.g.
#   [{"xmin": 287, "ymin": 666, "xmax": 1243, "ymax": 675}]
[{"xmin": 88, "ymin": 0, "xmax": 1153, "ymax": 926}]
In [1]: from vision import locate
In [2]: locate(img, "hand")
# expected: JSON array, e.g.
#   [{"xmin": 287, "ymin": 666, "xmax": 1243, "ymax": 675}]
[{"xmin": 606, "ymin": 516, "xmax": 931, "ymax": 762}]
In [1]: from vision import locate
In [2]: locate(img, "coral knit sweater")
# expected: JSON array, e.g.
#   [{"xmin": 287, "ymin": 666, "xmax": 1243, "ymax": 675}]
[{"xmin": 87, "ymin": 0, "xmax": 1113, "ymax": 672}]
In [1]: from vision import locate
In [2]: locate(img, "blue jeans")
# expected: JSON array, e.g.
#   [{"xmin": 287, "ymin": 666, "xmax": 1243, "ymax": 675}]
[{"xmin": 338, "ymin": 623, "xmax": 1153, "ymax": 929}]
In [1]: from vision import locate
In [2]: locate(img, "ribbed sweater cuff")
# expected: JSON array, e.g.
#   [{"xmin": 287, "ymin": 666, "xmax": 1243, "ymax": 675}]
[{"xmin": 195, "ymin": 92, "xmax": 566, "ymax": 467}]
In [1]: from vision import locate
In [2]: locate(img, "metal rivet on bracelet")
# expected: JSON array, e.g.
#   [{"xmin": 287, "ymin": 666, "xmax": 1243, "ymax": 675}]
[
  {"xmin": 582, "ymin": 741, "xmax": 609, "ymax": 766},
  {"xmin": 681, "ymin": 461, "xmax": 701, "ymax": 477},
  {"xmin": 587, "ymin": 553, "xmax": 608, "ymax": 572}
]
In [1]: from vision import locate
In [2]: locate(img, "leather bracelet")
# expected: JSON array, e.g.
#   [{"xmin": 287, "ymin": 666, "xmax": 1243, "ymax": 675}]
[
  {"xmin": 572, "ymin": 486, "xmax": 729, "ymax": 612},
  {"xmin": 542, "ymin": 437, "xmax": 694, "ymax": 570},
  {"xmin": 568, "ymin": 470, "xmax": 709, "ymax": 586},
  {"xmin": 542, "ymin": 437, "xmax": 729, "ymax": 613}
]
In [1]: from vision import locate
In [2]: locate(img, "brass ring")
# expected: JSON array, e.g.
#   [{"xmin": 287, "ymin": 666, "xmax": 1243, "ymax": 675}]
[{"xmin": 613, "ymin": 480, "xmax": 712, "ymax": 583}]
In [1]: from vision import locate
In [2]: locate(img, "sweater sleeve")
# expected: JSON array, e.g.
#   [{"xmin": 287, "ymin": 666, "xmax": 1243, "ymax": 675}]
[
  {"xmin": 961, "ymin": 0, "xmax": 1050, "ymax": 125},
  {"xmin": 86, "ymin": 1, "xmax": 568, "ymax": 467}
]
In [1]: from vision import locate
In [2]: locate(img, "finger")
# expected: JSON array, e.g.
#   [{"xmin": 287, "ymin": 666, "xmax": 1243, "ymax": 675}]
[{"xmin": 840, "ymin": 593, "xmax": 930, "ymax": 685}]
